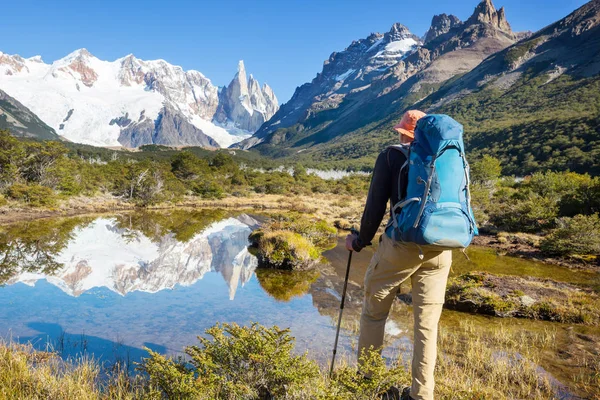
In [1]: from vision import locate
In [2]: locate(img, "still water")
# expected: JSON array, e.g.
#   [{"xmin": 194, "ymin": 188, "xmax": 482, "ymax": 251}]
[
  {"xmin": 0, "ymin": 210, "xmax": 355, "ymax": 365},
  {"xmin": 0, "ymin": 210, "xmax": 598, "ymax": 397}
]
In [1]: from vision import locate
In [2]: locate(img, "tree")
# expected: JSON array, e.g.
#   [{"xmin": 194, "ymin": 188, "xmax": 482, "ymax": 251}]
[
  {"xmin": 0, "ymin": 129, "xmax": 26, "ymax": 187},
  {"xmin": 470, "ymin": 155, "xmax": 502, "ymax": 184}
]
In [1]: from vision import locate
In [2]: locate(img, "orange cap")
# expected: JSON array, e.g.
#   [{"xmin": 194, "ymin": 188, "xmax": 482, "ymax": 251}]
[{"xmin": 393, "ymin": 110, "xmax": 426, "ymax": 139}]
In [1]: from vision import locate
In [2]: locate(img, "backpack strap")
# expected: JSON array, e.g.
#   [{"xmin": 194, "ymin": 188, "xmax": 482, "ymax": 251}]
[
  {"xmin": 385, "ymin": 145, "xmax": 411, "ymax": 233},
  {"xmin": 386, "ymin": 144, "xmax": 410, "ymax": 201}
]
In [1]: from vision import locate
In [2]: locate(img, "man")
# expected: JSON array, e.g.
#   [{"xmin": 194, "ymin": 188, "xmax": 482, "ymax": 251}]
[{"xmin": 345, "ymin": 110, "xmax": 452, "ymax": 400}]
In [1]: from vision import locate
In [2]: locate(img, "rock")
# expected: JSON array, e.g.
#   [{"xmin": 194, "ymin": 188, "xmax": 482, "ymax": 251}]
[
  {"xmin": 466, "ymin": 0, "xmax": 512, "ymax": 33},
  {"xmin": 424, "ymin": 14, "xmax": 462, "ymax": 44},
  {"xmin": 215, "ymin": 61, "xmax": 279, "ymax": 133},
  {"xmin": 118, "ymin": 106, "xmax": 219, "ymax": 148},
  {"xmin": 520, "ymin": 295, "xmax": 536, "ymax": 307}
]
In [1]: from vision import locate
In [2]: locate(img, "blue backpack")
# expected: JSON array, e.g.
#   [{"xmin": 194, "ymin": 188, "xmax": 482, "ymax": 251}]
[{"xmin": 386, "ymin": 114, "xmax": 478, "ymax": 249}]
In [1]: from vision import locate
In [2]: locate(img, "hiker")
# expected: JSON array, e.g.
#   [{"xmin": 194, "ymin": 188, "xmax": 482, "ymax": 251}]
[{"xmin": 346, "ymin": 110, "xmax": 472, "ymax": 400}]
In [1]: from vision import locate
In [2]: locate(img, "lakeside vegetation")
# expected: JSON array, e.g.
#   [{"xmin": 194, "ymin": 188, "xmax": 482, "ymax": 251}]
[
  {"xmin": 1, "ymin": 127, "xmax": 599, "ymax": 263},
  {"xmin": 446, "ymin": 272, "xmax": 600, "ymax": 325},
  {"xmin": 249, "ymin": 213, "xmax": 337, "ymax": 270},
  {"xmin": 3, "ymin": 320, "xmax": 587, "ymax": 400},
  {"xmin": 1, "ymin": 127, "xmax": 599, "ymax": 398}
]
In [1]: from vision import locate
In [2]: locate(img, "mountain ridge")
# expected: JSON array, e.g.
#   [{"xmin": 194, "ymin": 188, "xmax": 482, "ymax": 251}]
[
  {"xmin": 237, "ymin": 0, "xmax": 521, "ymax": 154},
  {"xmin": 237, "ymin": 0, "xmax": 599, "ymax": 176},
  {"xmin": 0, "ymin": 88, "xmax": 60, "ymax": 140},
  {"xmin": 0, "ymin": 50, "xmax": 279, "ymax": 148}
]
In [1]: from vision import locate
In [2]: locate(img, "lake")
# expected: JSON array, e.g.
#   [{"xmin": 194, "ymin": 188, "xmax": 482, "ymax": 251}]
[{"xmin": 0, "ymin": 209, "xmax": 598, "ymax": 397}]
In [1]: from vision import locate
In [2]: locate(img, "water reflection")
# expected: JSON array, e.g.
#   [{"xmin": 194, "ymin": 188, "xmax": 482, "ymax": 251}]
[
  {"xmin": 2, "ymin": 213, "xmax": 597, "ymax": 398},
  {"xmin": 0, "ymin": 211, "xmax": 346, "ymax": 368},
  {"xmin": 2, "ymin": 211, "xmax": 259, "ymax": 300}
]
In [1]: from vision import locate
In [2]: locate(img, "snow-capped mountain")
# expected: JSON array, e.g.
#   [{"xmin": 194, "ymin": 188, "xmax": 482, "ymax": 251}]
[
  {"xmin": 235, "ymin": 0, "xmax": 519, "ymax": 151},
  {"xmin": 9, "ymin": 216, "xmax": 259, "ymax": 300},
  {"xmin": 235, "ymin": 23, "xmax": 421, "ymax": 149},
  {"xmin": 0, "ymin": 50, "xmax": 278, "ymax": 148}
]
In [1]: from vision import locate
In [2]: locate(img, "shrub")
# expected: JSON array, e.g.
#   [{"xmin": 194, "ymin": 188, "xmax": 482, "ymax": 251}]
[
  {"xmin": 249, "ymin": 229, "xmax": 320, "ymax": 270},
  {"xmin": 489, "ymin": 194, "xmax": 558, "ymax": 232},
  {"xmin": 140, "ymin": 323, "xmax": 320, "ymax": 399},
  {"xmin": 193, "ymin": 180, "xmax": 225, "ymax": 199},
  {"xmin": 540, "ymin": 214, "xmax": 600, "ymax": 256},
  {"xmin": 470, "ymin": 155, "xmax": 502, "ymax": 185},
  {"xmin": 6, "ymin": 184, "xmax": 56, "ymax": 207},
  {"xmin": 265, "ymin": 213, "xmax": 337, "ymax": 251}
]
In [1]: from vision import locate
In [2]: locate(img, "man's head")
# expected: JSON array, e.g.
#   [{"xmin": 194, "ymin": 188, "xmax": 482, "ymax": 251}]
[{"xmin": 394, "ymin": 110, "xmax": 426, "ymax": 144}]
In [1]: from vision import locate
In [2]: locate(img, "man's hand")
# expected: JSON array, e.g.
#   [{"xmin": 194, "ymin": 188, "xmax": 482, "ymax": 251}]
[{"xmin": 345, "ymin": 233, "xmax": 358, "ymax": 251}]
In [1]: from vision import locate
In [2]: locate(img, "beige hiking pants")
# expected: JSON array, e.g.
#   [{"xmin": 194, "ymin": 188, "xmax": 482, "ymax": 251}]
[{"xmin": 358, "ymin": 234, "xmax": 452, "ymax": 400}]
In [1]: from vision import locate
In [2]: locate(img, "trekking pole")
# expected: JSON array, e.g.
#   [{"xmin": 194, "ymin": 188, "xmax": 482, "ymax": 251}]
[{"xmin": 329, "ymin": 228, "xmax": 357, "ymax": 378}]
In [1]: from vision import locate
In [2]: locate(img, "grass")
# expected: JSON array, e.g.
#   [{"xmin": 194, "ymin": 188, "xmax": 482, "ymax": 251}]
[
  {"xmin": 2, "ymin": 320, "xmax": 586, "ymax": 399},
  {"xmin": 0, "ymin": 342, "xmax": 145, "ymax": 399},
  {"xmin": 249, "ymin": 229, "xmax": 321, "ymax": 270}
]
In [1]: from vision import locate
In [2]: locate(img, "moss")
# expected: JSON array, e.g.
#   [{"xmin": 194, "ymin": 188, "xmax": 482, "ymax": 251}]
[
  {"xmin": 249, "ymin": 229, "xmax": 320, "ymax": 270},
  {"xmin": 249, "ymin": 213, "xmax": 337, "ymax": 270},
  {"xmin": 445, "ymin": 272, "xmax": 600, "ymax": 325}
]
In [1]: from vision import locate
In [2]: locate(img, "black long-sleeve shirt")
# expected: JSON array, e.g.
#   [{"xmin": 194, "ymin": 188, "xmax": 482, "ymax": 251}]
[{"xmin": 352, "ymin": 147, "xmax": 407, "ymax": 252}]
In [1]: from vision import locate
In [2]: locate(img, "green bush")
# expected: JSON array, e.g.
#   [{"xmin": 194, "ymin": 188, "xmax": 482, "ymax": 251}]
[
  {"xmin": 6, "ymin": 184, "xmax": 56, "ymax": 207},
  {"xmin": 470, "ymin": 155, "xmax": 502, "ymax": 185},
  {"xmin": 140, "ymin": 323, "xmax": 320, "ymax": 399},
  {"xmin": 193, "ymin": 180, "xmax": 225, "ymax": 199},
  {"xmin": 0, "ymin": 194, "xmax": 6, "ymax": 207},
  {"xmin": 265, "ymin": 213, "xmax": 337, "ymax": 251},
  {"xmin": 489, "ymin": 193, "xmax": 558, "ymax": 232},
  {"xmin": 249, "ymin": 229, "xmax": 320, "ymax": 270},
  {"xmin": 540, "ymin": 214, "xmax": 600, "ymax": 256}
]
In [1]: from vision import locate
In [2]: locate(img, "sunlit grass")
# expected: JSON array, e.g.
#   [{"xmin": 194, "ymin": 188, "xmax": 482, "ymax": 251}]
[{"xmin": 3, "ymin": 320, "xmax": 596, "ymax": 399}]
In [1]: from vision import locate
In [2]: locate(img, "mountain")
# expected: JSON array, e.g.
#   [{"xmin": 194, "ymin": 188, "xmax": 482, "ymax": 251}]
[
  {"xmin": 0, "ymin": 88, "xmax": 60, "ymax": 140},
  {"xmin": 0, "ymin": 51, "xmax": 278, "ymax": 148},
  {"xmin": 9, "ymin": 215, "xmax": 259, "ymax": 300},
  {"xmin": 421, "ymin": 0, "xmax": 600, "ymax": 174},
  {"xmin": 236, "ymin": 0, "xmax": 519, "ymax": 156}
]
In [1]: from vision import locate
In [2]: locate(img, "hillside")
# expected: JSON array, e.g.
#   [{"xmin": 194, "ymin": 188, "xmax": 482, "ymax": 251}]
[
  {"xmin": 240, "ymin": 0, "xmax": 519, "ymax": 158},
  {"xmin": 426, "ymin": 0, "xmax": 600, "ymax": 175},
  {"xmin": 242, "ymin": 0, "xmax": 600, "ymax": 175},
  {"xmin": 0, "ymin": 89, "xmax": 60, "ymax": 140}
]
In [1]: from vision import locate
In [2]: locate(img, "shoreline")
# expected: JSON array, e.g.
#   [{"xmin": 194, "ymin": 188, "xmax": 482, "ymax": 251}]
[{"xmin": 0, "ymin": 194, "xmax": 596, "ymax": 271}]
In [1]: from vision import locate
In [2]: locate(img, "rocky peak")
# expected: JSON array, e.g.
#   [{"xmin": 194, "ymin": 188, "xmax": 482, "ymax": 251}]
[
  {"xmin": 496, "ymin": 7, "xmax": 512, "ymax": 31},
  {"xmin": 386, "ymin": 23, "xmax": 413, "ymax": 41},
  {"xmin": 216, "ymin": 60, "xmax": 279, "ymax": 132},
  {"xmin": 466, "ymin": 0, "xmax": 512, "ymax": 32},
  {"xmin": 424, "ymin": 13, "xmax": 462, "ymax": 44},
  {"xmin": 60, "ymin": 48, "xmax": 93, "ymax": 63},
  {"xmin": 233, "ymin": 60, "xmax": 249, "ymax": 98},
  {"xmin": 118, "ymin": 54, "xmax": 145, "ymax": 86},
  {"xmin": 28, "ymin": 55, "xmax": 43, "ymax": 63},
  {"xmin": 0, "ymin": 52, "xmax": 28, "ymax": 75},
  {"xmin": 51, "ymin": 48, "xmax": 98, "ymax": 87}
]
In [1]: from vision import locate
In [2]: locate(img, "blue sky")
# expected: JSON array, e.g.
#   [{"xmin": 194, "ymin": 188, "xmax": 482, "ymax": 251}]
[{"xmin": 2, "ymin": 0, "xmax": 588, "ymax": 103}]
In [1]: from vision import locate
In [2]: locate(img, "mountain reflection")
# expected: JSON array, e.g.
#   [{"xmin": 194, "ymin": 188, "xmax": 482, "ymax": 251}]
[{"xmin": 1, "ymin": 211, "xmax": 260, "ymax": 300}]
